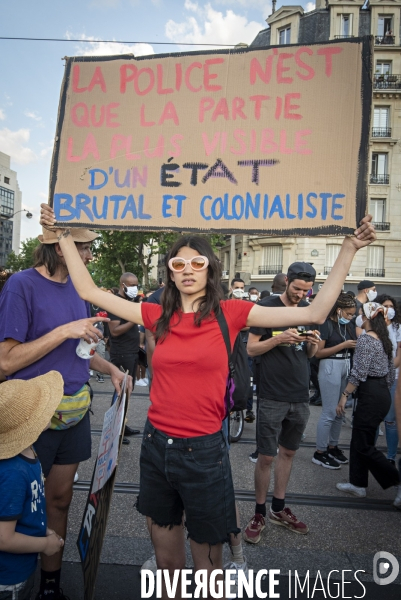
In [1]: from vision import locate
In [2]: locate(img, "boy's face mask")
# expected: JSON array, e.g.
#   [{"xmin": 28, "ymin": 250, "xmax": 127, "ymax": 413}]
[{"xmin": 232, "ymin": 288, "xmax": 244, "ymax": 299}]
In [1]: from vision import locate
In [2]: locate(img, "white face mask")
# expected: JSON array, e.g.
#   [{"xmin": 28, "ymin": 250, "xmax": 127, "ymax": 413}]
[
  {"xmin": 387, "ymin": 307, "xmax": 395, "ymax": 321},
  {"xmin": 367, "ymin": 289, "xmax": 377, "ymax": 302},
  {"xmin": 232, "ymin": 288, "xmax": 244, "ymax": 299},
  {"xmin": 355, "ymin": 315, "xmax": 364, "ymax": 328},
  {"xmin": 250, "ymin": 294, "xmax": 259, "ymax": 302},
  {"xmin": 124, "ymin": 285, "xmax": 138, "ymax": 299}
]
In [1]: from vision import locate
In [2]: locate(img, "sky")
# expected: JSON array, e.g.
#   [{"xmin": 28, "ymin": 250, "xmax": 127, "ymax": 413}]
[{"xmin": 0, "ymin": 0, "xmax": 314, "ymax": 244}]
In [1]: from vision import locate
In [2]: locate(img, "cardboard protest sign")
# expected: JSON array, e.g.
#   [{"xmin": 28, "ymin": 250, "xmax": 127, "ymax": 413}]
[
  {"xmin": 50, "ymin": 37, "xmax": 372, "ymax": 235},
  {"xmin": 77, "ymin": 374, "xmax": 129, "ymax": 600}
]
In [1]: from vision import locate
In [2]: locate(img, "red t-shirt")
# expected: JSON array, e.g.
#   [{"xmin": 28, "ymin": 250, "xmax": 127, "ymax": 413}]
[{"xmin": 141, "ymin": 300, "xmax": 253, "ymax": 437}]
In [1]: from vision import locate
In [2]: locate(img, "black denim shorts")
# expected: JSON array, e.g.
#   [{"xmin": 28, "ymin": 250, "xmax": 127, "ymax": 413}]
[
  {"xmin": 136, "ymin": 419, "xmax": 239, "ymax": 545},
  {"xmin": 34, "ymin": 410, "xmax": 91, "ymax": 477}
]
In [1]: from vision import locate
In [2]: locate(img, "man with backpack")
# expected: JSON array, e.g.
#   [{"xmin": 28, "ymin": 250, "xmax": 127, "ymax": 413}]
[{"xmin": 243, "ymin": 262, "xmax": 320, "ymax": 543}]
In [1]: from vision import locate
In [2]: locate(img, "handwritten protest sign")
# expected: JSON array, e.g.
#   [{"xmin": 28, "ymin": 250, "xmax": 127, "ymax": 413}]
[
  {"xmin": 50, "ymin": 37, "xmax": 372, "ymax": 235},
  {"xmin": 77, "ymin": 374, "xmax": 129, "ymax": 600}
]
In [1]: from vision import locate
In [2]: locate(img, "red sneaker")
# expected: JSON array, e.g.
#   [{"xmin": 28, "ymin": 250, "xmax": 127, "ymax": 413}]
[
  {"xmin": 269, "ymin": 507, "xmax": 309, "ymax": 534},
  {"xmin": 243, "ymin": 513, "xmax": 265, "ymax": 544}
]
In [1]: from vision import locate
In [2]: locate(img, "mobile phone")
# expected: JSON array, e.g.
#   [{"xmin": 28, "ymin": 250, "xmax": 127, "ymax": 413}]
[{"xmin": 298, "ymin": 331, "xmax": 313, "ymax": 336}]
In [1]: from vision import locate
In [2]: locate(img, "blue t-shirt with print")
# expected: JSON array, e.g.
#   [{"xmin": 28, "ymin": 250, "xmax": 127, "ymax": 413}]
[{"xmin": 0, "ymin": 455, "xmax": 46, "ymax": 585}]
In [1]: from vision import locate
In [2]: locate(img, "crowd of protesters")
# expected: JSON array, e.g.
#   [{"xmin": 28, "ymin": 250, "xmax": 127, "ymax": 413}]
[{"xmin": 0, "ymin": 207, "xmax": 400, "ymax": 599}]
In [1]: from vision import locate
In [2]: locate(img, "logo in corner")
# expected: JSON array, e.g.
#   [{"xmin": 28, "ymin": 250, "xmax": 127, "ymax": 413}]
[{"xmin": 373, "ymin": 551, "xmax": 399, "ymax": 586}]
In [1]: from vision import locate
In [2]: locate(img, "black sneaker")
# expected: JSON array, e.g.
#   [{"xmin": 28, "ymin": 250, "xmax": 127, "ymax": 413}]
[
  {"xmin": 249, "ymin": 450, "xmax": 259, "ymax": 463},
  {"xmin": 328, "ymin": 446, "xmax": 349, "ymax": 464},
  {"xmin": 36, "ymin": 591, "xmax": 70, "ymax": 600},
  {"xmin": 96, "ymin": 374, "xmax": 104, "ymax": 383},
  {"xmin": 245, "ymin": 410, "xmax": 255, "ymax": 423},
  {"xmin": 312, "ymin": 451, "xmax": 341, "ymax": 469}
]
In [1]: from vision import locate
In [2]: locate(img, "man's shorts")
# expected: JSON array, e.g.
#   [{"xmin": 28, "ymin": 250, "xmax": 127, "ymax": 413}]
[
  {"xmin": 34, "ymin": 410, "xmax": 91, "ymax": 477},
  {"xmin": 0, "ymin": 572, "xmax": 35, "ymax": 600},
  {"xmin": 136, "ymin": 419, "xmax": 239, "ymax": 545},
  {"xmin": 257, "ymin": 398, "xmax": 310, "ymax": 456}
]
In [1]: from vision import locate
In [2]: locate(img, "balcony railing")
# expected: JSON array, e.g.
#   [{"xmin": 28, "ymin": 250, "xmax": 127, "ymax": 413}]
[
  {"xmin": 334, "ymin": 35, "xmax": 355, "ymax": 39},
  {"xmin": 365, "ymin": 268, "xmax": 385, "ymax": 277},
  {"xmin": 372, "ymin": 127, "xmax": 392, "ymax": 137},
  {"xmin": 370, "ymin": 174, "xmax": 389, "ymax": 185},
  {"xmin": 375, "ymin": 35, "xmax": 395, "ymax": 45},
  {"xmin": 324, "ymin": 267, "xmax": 332, "ymax": 275},
  {"xmin": 373, "ymin": 222, "xmax": 390, "ymax": 231},
  {"xmin": 258, "ymin": 264, "xmax": 283, "ymax": 275},
  {"xmin": 373, "ymin": 74, "xmax": 401, "ymax": 89}
]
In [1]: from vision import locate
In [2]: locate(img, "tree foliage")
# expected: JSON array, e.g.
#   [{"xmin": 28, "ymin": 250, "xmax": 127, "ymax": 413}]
[{"xmin": 6, "ymin": 237, "xmax": 40, "ymax": 272}]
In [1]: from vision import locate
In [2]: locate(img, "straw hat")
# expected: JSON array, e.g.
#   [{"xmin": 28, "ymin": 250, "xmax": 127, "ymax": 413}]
[
  {"xmin": 0, "ymin": 371, "xmax": 64, "ymax": 459},
  {"xmin": 38, "ymin": 228, "xmax": 98, "ymax": 244}
]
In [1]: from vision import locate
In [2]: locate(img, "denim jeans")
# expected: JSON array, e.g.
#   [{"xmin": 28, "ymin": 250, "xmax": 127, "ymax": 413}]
[
  {"xmin": 316, "ymin": 359, "xmax": 349, "ymax": 451},
  {"xmin": 0, "ymin": 573, "xmax": 35, "ymax": 600}
]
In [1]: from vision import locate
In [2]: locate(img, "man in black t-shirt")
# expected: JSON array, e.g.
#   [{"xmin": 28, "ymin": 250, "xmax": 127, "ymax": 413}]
[
  {"xmin": 108, "ymin": 272, "xmax": 141, "ymax": 437},
  {"xmin": 243, "ymin": 262, "xmax": 320, "ymax": 544}
]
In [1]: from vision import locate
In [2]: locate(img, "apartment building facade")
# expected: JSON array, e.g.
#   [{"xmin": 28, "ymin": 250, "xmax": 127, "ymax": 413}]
[
  {"xmin": 0, "ymin": 152, "xmax": 22, "ymax": 268},
  {"xmin": 217, "ymin": 0, "xmax": 401, "ymax": 297}
]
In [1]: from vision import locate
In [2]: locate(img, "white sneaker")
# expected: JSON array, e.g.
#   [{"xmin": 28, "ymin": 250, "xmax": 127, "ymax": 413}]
[
  {"xmin": 136, "ymin": 379, "xmax": 147, "ymax": 387},
  {"xmin": 378, "ymin": 426, "xmax": 384, "ymax": 436},
  {"xmin": 140, "ymin": 554, "xmax": 157, "ymax": 573},
  {"xmin": 224, "ymin": 559, "xmax": 249, "ymax": 598},
  {"xmin": 74, "ymin": 472, "xmax": 79, "ymax": 483},
  {"xmin": 142, "ymin": 378, "xmax": 149, "ymax": 386},
  {"xmin": 336, "ymin": 482, "xmax": 366, "ymax": 498},
  {"xmin": 89, "ymin": 370, "xmax": 94, "ymax": 377},
  {"xmin": 394, "ymin": 485, "xmax": 401, "ymax": 509}
]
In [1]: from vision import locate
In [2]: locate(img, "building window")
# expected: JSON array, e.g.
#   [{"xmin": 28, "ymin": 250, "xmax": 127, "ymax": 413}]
[
  {"xmin": 366, "ymin": 246, "xmax": 385, "ymax": 277},
  {"xmin": 369, "ymin": 198, "xmax": 389, "ymax": 231},
  {"xmin": 0, "ymin": 186, "xmax": 15, "ymax": 217},
  {"xmin": 278, "ymin": 26, "xmax": 291, "ymax": 45},
  {"xmin": 376, "ymin": 16, "xmax": 394, "ymax": 44},
  {"xmin": 375, "ymin": 62, "xmax": 391, "ymax": 75},
  {"xmin": 3, "ymin": 177, "xmax": 10, "ymax": 185},
  {"xmin": 370, "ymin": 153, "xmax": 389, "ymax": 184},
  {"xmin": 324, "ymin": 244, "xmax": 341, "ymax": 274},
  {"xmin": 372, "ymin": 107, "xmax": 390, "ymax": 137},
  {"xmin": 259, "ymin": 245, "xmax": 283, "ymax": 275},
  {"xmin": 339, "ymin": 14, "xmax": 352, "ymax": 37}
]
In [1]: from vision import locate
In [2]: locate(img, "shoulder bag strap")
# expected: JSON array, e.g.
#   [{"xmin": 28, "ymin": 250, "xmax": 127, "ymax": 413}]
[{"xmin": 216, "ymin": 310, "xmax": 235, "ymax": 377}]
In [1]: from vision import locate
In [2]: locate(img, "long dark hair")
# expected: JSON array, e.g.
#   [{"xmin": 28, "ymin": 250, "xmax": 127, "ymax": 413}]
[
  {"xmin": 328, "ymin": 292, "xmax": 357, "ymax": 339},
  {"xmin": 368, "ymin": 312, "xmax": 393, "ymax": 359},
  {"xmin": 155, "ymin": 235, "xmax": 223, "ymax": 342},
  {"xmin": 33, "ymin": 244, "xmax": 63, "ymax": 277},
  {"xmin": 376, "ymin": 293, "xmax": 400, "ymax": 330}
]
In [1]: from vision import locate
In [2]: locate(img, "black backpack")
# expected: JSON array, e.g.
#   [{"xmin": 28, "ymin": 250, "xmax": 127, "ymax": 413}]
[{"xmin": 217, "ymin": 311, "xmax": 251, "ymax": 413}]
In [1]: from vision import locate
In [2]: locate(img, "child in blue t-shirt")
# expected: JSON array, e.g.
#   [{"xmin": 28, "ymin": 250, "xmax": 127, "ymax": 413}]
[{"xmin": 0, "ymin": 371, "xmax": 65, "ymax": 600}]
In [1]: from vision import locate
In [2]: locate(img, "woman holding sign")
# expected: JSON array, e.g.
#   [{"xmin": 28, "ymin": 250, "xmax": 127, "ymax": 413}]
[{"xmin": 40, "ymin": 204, "xmax": 375, "ymax": 598}]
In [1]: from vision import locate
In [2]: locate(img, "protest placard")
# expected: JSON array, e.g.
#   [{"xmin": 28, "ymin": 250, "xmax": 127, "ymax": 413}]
[
  {"xmin": 77, "ymin": 373, "xmax": 129, "ymax": 600},
  {"xmin": 50, "ymin": 37, "xmax": 372, "ymax": 235}
]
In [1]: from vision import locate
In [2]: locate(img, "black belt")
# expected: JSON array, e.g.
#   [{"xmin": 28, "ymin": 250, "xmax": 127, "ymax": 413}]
[{"xmin": 325, "ymin": 353, "xmax": 349, "ymax": 360}]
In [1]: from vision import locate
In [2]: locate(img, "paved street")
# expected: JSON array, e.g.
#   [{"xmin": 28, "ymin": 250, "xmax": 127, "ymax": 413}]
[{"xmin": 33, "ymin": 376, "xmax": 401, "ymax": 599}]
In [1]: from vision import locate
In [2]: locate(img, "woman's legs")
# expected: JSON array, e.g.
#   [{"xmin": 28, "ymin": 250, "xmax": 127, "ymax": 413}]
[
  {"xmin": 147, "ymin": 519, "xmax": 186, "ymax": 600},
  {"xmin": 385, "ymin": 381, "xmax": 399, "ymax": 461},
  {"xmin": 316, "ymin": 360, "xmax": 345, "ymax": 452},
  {"xmin": 350, "ymin": 379, "xmax": 399, "ymax": 490}
]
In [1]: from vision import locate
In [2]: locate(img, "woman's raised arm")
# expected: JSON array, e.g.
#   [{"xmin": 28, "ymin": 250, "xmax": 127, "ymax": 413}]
[
  {"xmin": 39, "ymin": 205, "xmax": 143, "ymax": 324},
  {"xmin": 247, "ymin": 215, "xmax": 376, "ymax": 330}
]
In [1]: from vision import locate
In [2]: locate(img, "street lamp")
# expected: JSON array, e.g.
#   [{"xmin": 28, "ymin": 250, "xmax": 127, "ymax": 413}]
[{"xmin": 0, "ymin": 209, "xmax": 33, "ymax": 220}]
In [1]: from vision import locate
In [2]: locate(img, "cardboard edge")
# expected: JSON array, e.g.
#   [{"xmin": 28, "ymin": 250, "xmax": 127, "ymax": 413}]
[
  {"xmin": 355, "ymin": 36, "xmax": 373, "ymax": 226},
  {"xmin": 53, "ymin": 221, "xmax": 355, "ymax": 236},
  {"xmin": 49, "ymin": 58, "xmax": 73, "ymax": 208}
]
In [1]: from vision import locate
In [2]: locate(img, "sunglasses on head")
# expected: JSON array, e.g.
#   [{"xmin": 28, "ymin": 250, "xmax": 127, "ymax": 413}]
[{"xmin": 168, "ymin": 256, "xmax": 209, "ymax": 272}]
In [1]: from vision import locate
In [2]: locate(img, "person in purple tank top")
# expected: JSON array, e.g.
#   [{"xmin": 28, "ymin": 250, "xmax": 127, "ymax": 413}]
[{"xmin": 0, "ymin": 228, "xmax": 131, "ymax": 600}]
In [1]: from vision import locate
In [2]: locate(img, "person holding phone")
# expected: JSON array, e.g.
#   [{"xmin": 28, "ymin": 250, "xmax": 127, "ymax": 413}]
[{"xmin": 312, "ymin": 292, "xmax": 357, "ymax": 469}]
